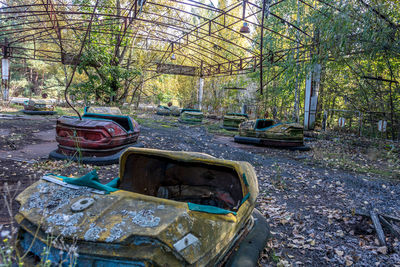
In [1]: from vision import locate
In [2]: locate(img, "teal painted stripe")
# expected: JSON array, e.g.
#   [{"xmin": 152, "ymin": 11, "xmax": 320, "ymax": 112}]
[
  {"xmin": 242, "ymin": 173, "xmax": 249, "ymax": 186},
  {"xmin": 187, "ymin": 202, "xmax": 237, "ymax": 215},
  {"xmin": 240, "ymin": 193, "xmax": 250, "ymax": 206},
  {"xmin": 46, "ymin": 171, "xmax": 119, "ymax": 194}
]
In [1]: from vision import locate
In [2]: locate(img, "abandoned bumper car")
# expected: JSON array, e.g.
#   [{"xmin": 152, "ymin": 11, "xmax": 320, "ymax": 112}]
[
  {"xmin": 23, "ymin": 99, "xmax": 56, "ymax": 115},
  {"xmin": 179, "ymin": 108, "xmax": 204, "ymax": 124},
  {"xmin": 49, "ymin": 106, "xmax": 142, "ymax": 165},
  {"xmin": 16, "ymin": 148, "xmax": 270, "ymax": 266},
  {"xmin": 234, "ymin": 119, "xmax": 308, "ymax": 150},
  {"xmin": 156, "ymin": 105, "xmax": 181, "ymax": 116},
  {"xmin": 221, "ymin": 113, "xmax": 248, "ymax": 131}
]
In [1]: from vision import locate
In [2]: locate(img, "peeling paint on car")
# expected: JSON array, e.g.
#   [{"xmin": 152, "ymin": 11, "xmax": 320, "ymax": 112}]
[
  {"xmin": 105, "ymin": 221, "xmax": 126, "ymax": 243},
  {"xmin": 84, "ymin": 223, "xmax": 106, "ymax": 241},
  {"xmin": 122, "ymin": 209, "xmax": 161, "ymax": 228}
]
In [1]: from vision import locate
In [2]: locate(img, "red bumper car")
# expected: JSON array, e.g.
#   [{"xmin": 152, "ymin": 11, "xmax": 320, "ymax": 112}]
[{"xmin": 49, "ymin": 107, "xmax": 142, "ymax": 165}]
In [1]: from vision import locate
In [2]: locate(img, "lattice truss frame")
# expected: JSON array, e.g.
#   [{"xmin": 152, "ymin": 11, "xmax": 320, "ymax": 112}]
[{"xmin": 0, "ymin": 0, "xmax": 316, "ymax": 77}]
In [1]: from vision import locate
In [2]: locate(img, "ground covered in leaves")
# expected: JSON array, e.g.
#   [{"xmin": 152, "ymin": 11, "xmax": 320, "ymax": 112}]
[{"xmin": 1, "ymin": 111, "xmax": 399, "ymax": 266}]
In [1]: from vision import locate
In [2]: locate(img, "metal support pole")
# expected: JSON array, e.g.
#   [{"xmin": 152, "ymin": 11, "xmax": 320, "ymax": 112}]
[
  {"xmin": 198, "ymin": 77, "xmax": 204, "ymax": 110},
  {"xmin": 259, "ymin": 1, "xmax": 266, "ymax": 96},
  {"xmin": 259, "ymin": 0, "xmax": 271, "ymax": 96},
  {"xmin": 2, "ymin": 38, "xmax": 10, "ymax": 101}
]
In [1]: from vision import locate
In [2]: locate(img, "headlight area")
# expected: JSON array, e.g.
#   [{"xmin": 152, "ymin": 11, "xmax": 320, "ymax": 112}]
[{"xmin": 16, "ymin": 226, "xmax": 183, "ymax": 267}]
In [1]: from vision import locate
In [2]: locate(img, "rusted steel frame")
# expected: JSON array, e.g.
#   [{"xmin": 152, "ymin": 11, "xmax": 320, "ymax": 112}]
[
  {"xmin": 142, "ymin": 30, "xmax": 219, "ymax": 66},
  {"xmin": 11, "ymin": 46, "xmax": 63, "ymax": 63},
  {"xmin": 170, "ymin": 2, "xmax": 241, "ymax": 47},
  {"xmin": 208, "ymin": 16, "xmax": 255, "ymax": 43},
  {"xmin": 140, "ymin": 12, "xmax": 230, "ymax": 64},
  {"xmin": 206, "ymin": 56, "xmax": 256, "ymax": 74},
  {"xmin": 41, "ymin": 0, "xmax": 63, "ymax": 51},
  {"xmin": 169, "ymin": 4, "xmax": 298, "ymax": 64},
  {"xmin": 246, "ymin": 0, "xmax": 287, "ymax": 10},
  {"xmin": 207, "ymin": 58, "xmax": 311, "ymax": 77},
  {"xmin": 147, "ymin": 1, "xmax": 256, "ymax": 45},
  {"xmin": 173, "ymin": 9, "xmax": 192, "ymax": 32},
  {"xmin": 3, "ymin": 1, "xmax": 212, "ymax": 33},
  {"xmin": 158, "ymin": 2, "xmax": 245, "ymax": 62},
  {"xmin": 202, "ymin": 66, "xmax": 255, "ymax": 77},
  {"xmin": 35, "ymin": 49, "xmax": 63, "ymax": 61},
  {"xmin": 7, "ymin": 55, "xmax": 61, "ymax": 63},
  {"xmin": 144, "ymin": 24, "xmax": 234, "ymax": 62},
  {"xmin": 140, "ymin": 10, "xmax": 174, "ymax": 55},
  {"xmin": 221, "ymin": 7, "xmax": 302, "ymax": 45},
  {"xmin": 110, "ymin": 0, "xmax": 138, "ymax": 63},
  {"xmin": 136, "ymin": 9, "xmax": 253, "ymax": 55},
  {"xmin": 246, "ymin": 1, "xmax": 261, "ymax": 25},
  {"xmin": 4, "ymin": 27, "xmax": 61, "ymax": 45},
  {"xmin": 139, "ymin": 10, "xmax": 196, "ymax": 36},
  {"xmin": 188, "ymin": 42, "xmax": 233, "ymax": 63},
  {"xmin": 167, "ymin": 29, "xmax": 253, "ymax": 64},
  {"xmin": 5, "ymin": 20, "xmax": 89, "ymax": 44},
  {"xmin": 229, "ymin": 1, "xmax": 303, "ymax": 45},
  {"xmin": 31, "ymin": 25, "xmax": 174, "ymax": 44},
  {"xmin": 0, "ymin": 16, "xmax": 117, "ymax": 37},
  {"xmin": 145, "ymin": 1, "xmax": 212, "ymax": 26},
  {"xmin": 205, "ymin": 45, "xmax": 300, "ymax": 75},
  {"xmin": 64, "ymin": 0, "xmax": 100, "ymax": 120},
  {"xmin": 0, "ymin": 12, "xmax": 93, "ymax": 39},
  {"xmin": 161, "ymin": 18, "xmax": 255, "ymax": 64},
  {"xmin": 0, "ymin": 16, "xmax": 72, "ymax": 30},
  {"xmin": 151, "ymin": 1, "xmax": 256, "ymax": 51},
  {"xmin": 4, "ymin": 0, "xmax": 223, "ymax": 16},
  {"xmin": 168, "ymin": 0, "xmax": 224, "ymax": 13},
  {"xmin": 10, "ymin": 46, "xmax": 63, "ymax": 55},
  {"xmin": 3, "ymin": 4, "xmax": 252, "ymax": 60},
  {"xmin": 259, "ymin": 0, "xmax": 266, "ymax": 95},
  {"xmin": 11, "ymin": 43, "xmax": 171, "ymax": 55},
  {"xmin": 9, "ymin": 9, "xmax": 191, "ymax": 35},
  {"xmin": 174, "ymin": 50, "xmax": 204, "ymax": 67},
  {"xmin": 174, "ymin": 44, "xmax": 221, "ymax": 65}
]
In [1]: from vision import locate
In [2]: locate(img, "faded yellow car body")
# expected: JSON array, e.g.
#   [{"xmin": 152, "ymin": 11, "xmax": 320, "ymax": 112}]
[{"xmin": 15, "ymin": 148, "xmax": 259, "ymax": 266}]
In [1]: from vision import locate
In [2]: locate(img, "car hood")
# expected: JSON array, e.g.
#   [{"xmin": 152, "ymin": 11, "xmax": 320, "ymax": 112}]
[
  {"xmin": 58, "ymin": 116, "xmax": 116, "ymax": 128},
  {"xmin": 16, "ymin": 177, "xmax": 253, "ymax": 264},
  {"xmin": 224, "ymin": 115, "xmax": 248, "ymax": 121}
]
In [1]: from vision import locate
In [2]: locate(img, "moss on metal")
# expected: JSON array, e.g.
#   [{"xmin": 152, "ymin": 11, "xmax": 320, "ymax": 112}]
[
  {"xmin": 222, "ymin": 113, "xmax": 248, "ymax": 130},
  {"xmin": 237, "ymin": 119, "xmax": 304, "ymax": 147},
  {"xmin": 179, "ymin": 109, "xmax": 203, "ymax": 124}
]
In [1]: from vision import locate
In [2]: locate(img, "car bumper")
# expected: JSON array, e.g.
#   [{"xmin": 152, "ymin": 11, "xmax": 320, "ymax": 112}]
[
  {"xmin": 234, "ymin": 135, "xmax": 306, "ymax": 148},
  {"xmin": 49, "ymin": 142, "xmax": 144, "ymax": 165},
  {"xmin": 22, "ymin": 110, "xmax": 57, "ymax": 115}
]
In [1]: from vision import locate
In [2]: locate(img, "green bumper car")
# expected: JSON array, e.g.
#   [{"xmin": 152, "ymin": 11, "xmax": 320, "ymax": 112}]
[
  {"xmin": 222, "ymin": 113, "xmax": 248, "ymax": 131},
  {"xmin": 156, "ymin": 105, "xmax": 181, "ymax": 116},
  {"xmin": 156, "ymin": 105, "xmax": 171, "ymax": 116},
  {"xmin": 22, "ymin": 99, "xmax": 56, "ymax": 115},
  {"xmin": 179, "ymin": 108, "xmax": 204, "ymax": 124},
  {"xmin": 234, "ymin": 119, "xmax": 308, "ymax": 150}
]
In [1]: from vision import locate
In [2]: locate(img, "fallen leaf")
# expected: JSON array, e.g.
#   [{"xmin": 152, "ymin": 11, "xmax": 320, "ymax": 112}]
[
  {"xmin": 377, "ymin": 246, "xmax": 387, "ymax": 255},
  {"xmin": 335, "ymin": 249, "xmax": 344, "ymax": 257}
]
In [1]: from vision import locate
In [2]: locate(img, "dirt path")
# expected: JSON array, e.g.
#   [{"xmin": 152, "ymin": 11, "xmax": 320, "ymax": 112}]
[{"xmin": 1, "ymin": 113, "xmax": 399, "ymax": 266}]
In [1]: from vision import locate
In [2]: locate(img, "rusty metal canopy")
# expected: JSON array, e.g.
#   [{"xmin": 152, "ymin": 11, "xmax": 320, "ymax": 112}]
[{"xmin": 0, "ymin": 0, "xmax": 313, "ymax": 77}]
